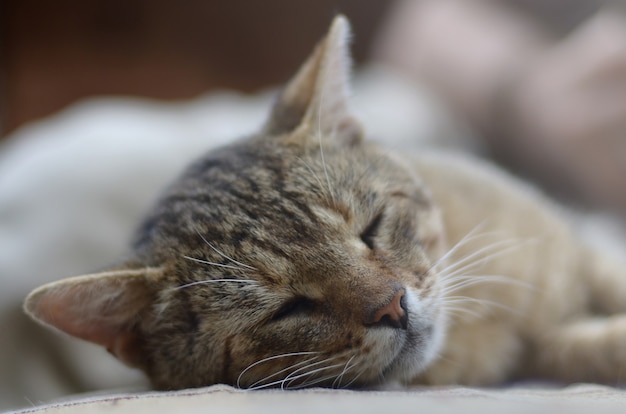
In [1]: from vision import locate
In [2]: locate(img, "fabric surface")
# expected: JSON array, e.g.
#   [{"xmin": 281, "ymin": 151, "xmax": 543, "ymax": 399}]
[{"xmin": 9, "ymin": 384, "xmax": 626, "ymax": 414}]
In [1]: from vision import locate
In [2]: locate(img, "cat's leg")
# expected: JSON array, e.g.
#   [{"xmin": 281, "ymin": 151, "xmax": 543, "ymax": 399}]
[
  {"xmin": 528, "ymin": 315, "xmax": 626, "ymax": 383},
  {"xmin": 582, "ymin": 247, "xmax": 626, "ymax": 314}
]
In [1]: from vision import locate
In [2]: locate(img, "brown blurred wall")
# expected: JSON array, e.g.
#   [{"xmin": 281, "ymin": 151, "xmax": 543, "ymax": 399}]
[{"xmin": 0, "ymin": 0, "xmax": 392, "ymax": 138}]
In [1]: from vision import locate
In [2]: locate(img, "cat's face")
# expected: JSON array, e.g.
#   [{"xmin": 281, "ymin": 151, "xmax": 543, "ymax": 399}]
[
  {"xmin": 24, "ymin": 16, "xmax": 447, "ymax": 390},
  {"xmin": 133, "ymin": 135, "xmax": 447, "ymax": 389}
]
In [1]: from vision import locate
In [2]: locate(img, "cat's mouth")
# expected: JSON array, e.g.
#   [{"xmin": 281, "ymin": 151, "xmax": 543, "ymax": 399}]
[
  {"xmin": 375, "ymin": 291, "xmax": 444, "ymax": 383},
  {"xmin": 379, "ymin": 325, "xmax": 430, "ymax": 381}
]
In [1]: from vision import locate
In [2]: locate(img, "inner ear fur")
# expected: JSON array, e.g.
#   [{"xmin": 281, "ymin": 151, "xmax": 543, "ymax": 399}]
[
  {"xmin": 23, "ymin": 266, "xmax": 164, "ymax": 368},
  {"xmin": 264, "ymin": 15, "xmax": 363, "ymax": 145}
]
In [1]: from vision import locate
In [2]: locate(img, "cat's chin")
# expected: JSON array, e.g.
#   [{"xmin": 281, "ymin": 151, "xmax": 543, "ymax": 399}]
[{"xmin": 380, "ymin": 324, "xmax": 443, "ymax": 383}]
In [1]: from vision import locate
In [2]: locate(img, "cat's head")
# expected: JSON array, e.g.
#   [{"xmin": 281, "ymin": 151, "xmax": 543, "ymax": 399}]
[{"xmin": 24, "ymin": 16, "xmax": 447, "ymax": 390}]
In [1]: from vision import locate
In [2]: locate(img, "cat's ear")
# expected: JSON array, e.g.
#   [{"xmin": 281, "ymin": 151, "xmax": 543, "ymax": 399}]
[
  {"xmin": 264, "ymin": 15, "xmax": 363, "ymax": 144},
  {"xmin": 24, "ymin": 266, "xmax": 164, "ymax": 368}
]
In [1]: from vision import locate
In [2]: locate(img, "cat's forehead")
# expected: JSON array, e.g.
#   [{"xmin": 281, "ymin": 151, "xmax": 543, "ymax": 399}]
[
  {"xmin": 134, "ymin": 141, "xmax": 323, "ymax": 259},
  {"xmin": 133, "ymin": 136, "xmax": 431, "ymax": 267},
  {"xmin": 181, "ymin": 137, "xmax": 418, "ymax": 201}
]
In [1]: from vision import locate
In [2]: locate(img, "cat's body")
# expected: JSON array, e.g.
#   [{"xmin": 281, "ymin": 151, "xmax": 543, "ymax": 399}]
[
  {"xmin": 411, "ymin": 152, "xmax": 626, "ymax": 385},
  {"xmin": 25, "ymin": 16, "xmax": 626, "ymax": 391}
]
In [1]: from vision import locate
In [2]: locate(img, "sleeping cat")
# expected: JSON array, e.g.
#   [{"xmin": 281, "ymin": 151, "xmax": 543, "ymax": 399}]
[{"xmin": 25, "ymin": 16, "xmax": 626, "ymax": 390}]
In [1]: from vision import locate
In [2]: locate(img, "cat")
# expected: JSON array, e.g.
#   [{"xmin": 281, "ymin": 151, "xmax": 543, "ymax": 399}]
[{"xmin": 24, "ymin": 15, "xmax": 626, "ymax": 391}]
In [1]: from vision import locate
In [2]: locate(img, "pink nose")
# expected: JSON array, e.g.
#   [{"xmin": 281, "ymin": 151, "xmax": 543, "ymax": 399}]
[{"xmin": 368, "ymin": 289, "xmax": 408, "ymax": 330}]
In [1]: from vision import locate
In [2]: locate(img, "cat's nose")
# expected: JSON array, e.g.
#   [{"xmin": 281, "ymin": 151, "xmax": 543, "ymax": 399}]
[{"xmin": 366, "ymin": 289, "xmax": 408, "ymax": 330}]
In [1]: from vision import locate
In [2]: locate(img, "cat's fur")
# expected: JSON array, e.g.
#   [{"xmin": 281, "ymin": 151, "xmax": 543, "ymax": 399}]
[{"xmin": 25, "ymin": 16, "xmax": 626, "ymax": 390}]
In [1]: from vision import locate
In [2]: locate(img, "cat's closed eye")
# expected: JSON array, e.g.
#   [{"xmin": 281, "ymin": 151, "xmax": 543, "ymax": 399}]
[
  {"xmin": 270, "ymin": 297, "xmax": 316, "ymax": 322},
  {"xmin": 360, "ymin": 212, "xmax": 384, "ymax": 250}
]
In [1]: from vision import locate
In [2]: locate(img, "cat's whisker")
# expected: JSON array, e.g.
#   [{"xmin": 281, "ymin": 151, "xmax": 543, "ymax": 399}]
[
  {"xmin": 332, "ymin": 355, "xmax": 357, "ymax": 389},
  {"xmin": 440, "ymin": 251, "xmax": 519, "ymax": 280},
  {"xmin": 247, "ymin": 355, "xmax": 321, "ymax": 389},
  {"xmin": 296, "ymin": 156, "xmax": 330, "ymax": 200},
  {"xmin": 172, "ymin": 278, "xmax": 259, "ymax": 291},
  {"xmin": 319, "ymin": 135, "xmax": 336, "ymax": 208},
  {"xmin": 432, "ymin": 353, "xmax": 463, "ymax": 368},
  {"xmin": 441, "ymin": 246, "xmax": 536, "ymax": 284},
  {"xmin": 178, "ymin": 253, "xmax": 260, "ymax": 292},
  {"xmin": 182, "ymin": 255, "xmax": 243, "ymax": 271},
  {"xmin": 296, "ymin": 362, "xmax": 358, "ymax": 390},
  {"xmin": 195, "ymin": 230, "xmax": 257, "ymax": 271},
  {"xmin": 22, "ymin": 397, "xmax": 37, "ymax": 408},
  {"xmin": 342, "ymin": 364, "xmax": 368, "ymax": 388},
  {"xmin": 443, "ymin": 295, "xmax": 523, "ymax": 316},
  {"xmin": 436, "ymin": 237, "xmax": 540, "ymax": 298},
  {"xmin": 279, "ymin": 355, "xmax": 341, "ymax": 390},
  {"xmin": 281, "ymin": 359, "xmax": 346, "ymax": 390},
  {"xmin": 437, "ymin": 238, "xmax": 524, "ymax": 278},
  {"xmin": 441, "ymin": 305, "xmax": 487, "ymax": 320},
  {"xmin": 429, "ymin": 221, "xmax": 493, "ymax": 271},
  {"xmin": 236, "ymin": 351, "xmax": 321, "ymax": 389},
  {"xmin": 296, "ymin": 372, "xmax": 344, "ymax": 389},
  {"xmin": 439, "ymin": 274, "xmax": 535, "ymax": 295},
  {"xmin": 332, "ymin": 354, "xmax": 357, "ymax": 388},
  {"xmin": 247, "ymin": 355, "xmax": 339, "ymax": 390},
  {"xmin": 448, "ymin": 235, "xmax": 544, "ymax": 279},
  {"xmin": 376, "ymin": 367, "xmax": 387, "ymax": 386},
  {"xmin": 440, "ymin": 275, "xmax": 533, "ymax": 296},
  {"xmin": 315, "ymin": 71, "xmax": 337, "ymax": 209},
  {"xmin": 440, "ymin": 254, "xmax": 507, "ymax": 284}
]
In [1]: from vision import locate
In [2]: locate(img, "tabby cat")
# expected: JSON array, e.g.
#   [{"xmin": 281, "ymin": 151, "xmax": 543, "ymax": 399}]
[{"xmin": 25, "ymin": 16, "xmax": 626, "ymax": 390}]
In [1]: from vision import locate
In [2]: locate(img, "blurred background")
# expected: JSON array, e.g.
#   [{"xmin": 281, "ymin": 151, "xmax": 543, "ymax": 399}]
[
  {"xmin": 2, "ymin": 0, "xmax": 625, "ymax": 215},
  {"xmin": 1, "ymin": 0, "xmax": 626, "ymax": 411},
  {"xmin": 0, "ymin": 0, "xmax": 391, "ymax": 136}
]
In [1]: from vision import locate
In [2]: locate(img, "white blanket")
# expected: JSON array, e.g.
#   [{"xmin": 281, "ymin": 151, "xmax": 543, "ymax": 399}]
[{"xmin": 9, "ymin": 384, "xmax": 626, "ymax": 414}]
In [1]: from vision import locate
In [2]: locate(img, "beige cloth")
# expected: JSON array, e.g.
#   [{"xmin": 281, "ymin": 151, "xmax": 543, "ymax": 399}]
[{"xmin": 9, "ymin": 384, "xmax": 626, "ymax": 414}]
